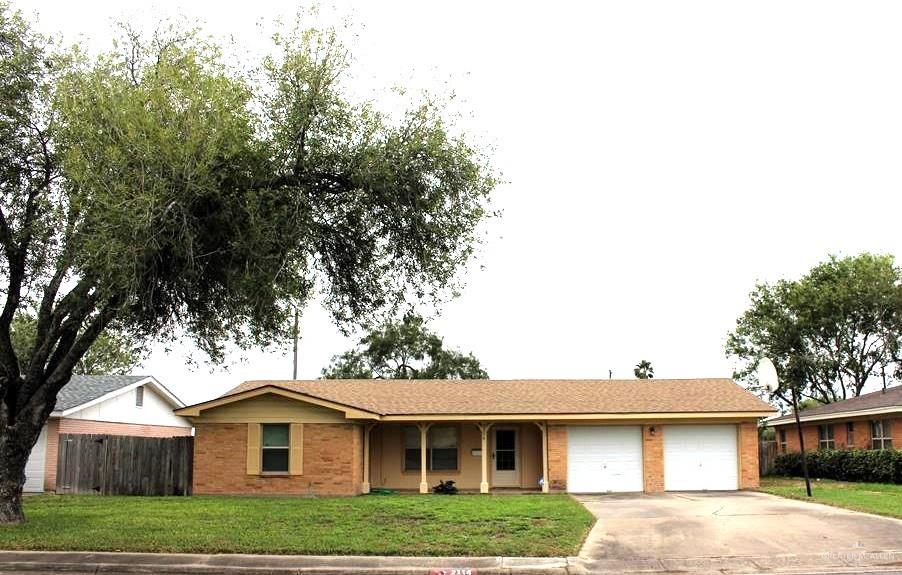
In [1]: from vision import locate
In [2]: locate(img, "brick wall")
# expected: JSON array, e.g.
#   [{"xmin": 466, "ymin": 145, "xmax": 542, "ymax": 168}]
[
  {"xmin": 738, "ymin": 421, "xmax": 759, "ymax": 489},
  {"xmin": 779, "ymin": 416, "xmax": 901, "ymax": 452},
  {"xmin": 193, "ymin": 422, "xmax": 363, "ymax": 495},
  {"xmin": 58, "ymin": 419, "xmax": 192, "ymax": 437},
  {"xmin": 642, "ymin": 425, "xmax": 664, "ymax": 492},
  {"xmin": 547, "ymin": 425, "xmax": 567, "ymax": 491}
]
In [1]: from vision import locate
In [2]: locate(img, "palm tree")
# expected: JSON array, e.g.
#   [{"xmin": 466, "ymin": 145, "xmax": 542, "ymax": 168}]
[{"xmin": 634, "ymin": 360, "xmax": 654, "ymax": 379}]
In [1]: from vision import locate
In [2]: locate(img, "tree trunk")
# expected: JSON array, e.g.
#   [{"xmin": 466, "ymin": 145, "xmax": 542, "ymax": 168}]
[{"xmin": 0, "ymin": 411, "xmax": 44, "ymax": 524}]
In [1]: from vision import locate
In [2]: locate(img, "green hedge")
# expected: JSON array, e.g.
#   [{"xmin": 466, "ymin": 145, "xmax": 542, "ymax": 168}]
[{"xmin": 773, "ymin": 448, "xmax": 902, "ymax": 484}]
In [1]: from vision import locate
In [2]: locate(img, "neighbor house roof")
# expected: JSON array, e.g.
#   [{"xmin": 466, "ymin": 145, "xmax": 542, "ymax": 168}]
[
  {"xmin": 770, "ymin": 385, "xmax": 902, "ymax": 426},
  {"xmin": 178, "ymin": 378, "xmax": 775, "ymax": 419},
  {"xmin": 52, "ymin": 375, "xmax": 185, "ymax": 416}
]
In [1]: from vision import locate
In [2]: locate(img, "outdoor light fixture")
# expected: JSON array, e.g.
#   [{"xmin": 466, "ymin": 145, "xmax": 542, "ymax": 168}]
[{"xmin": 649, "ymin": 426, "xmax": 656, "ymax": 436}]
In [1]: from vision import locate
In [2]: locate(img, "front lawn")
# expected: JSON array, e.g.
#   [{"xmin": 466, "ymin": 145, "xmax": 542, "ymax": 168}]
[
  {"xmin": 0, "ymin": 494, "xmax": 594, "ymax": 557},
  {"xmin": 759, "ymin": 476, "xmax": 902, "ymax": 519}
]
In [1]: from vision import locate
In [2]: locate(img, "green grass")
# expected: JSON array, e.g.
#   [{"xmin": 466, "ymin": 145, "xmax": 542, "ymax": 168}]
[
  {"xmin": 759, "ymin": 476, "xmax": 902, "ymax": 519},
  {"xmin": 0, "ymin": 494, "xmax": 594, "ymax": 557}
]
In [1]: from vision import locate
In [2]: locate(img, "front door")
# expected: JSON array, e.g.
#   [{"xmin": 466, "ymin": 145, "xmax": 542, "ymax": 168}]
[{"xmin": 492, "ymin": 427, "xmax": 519, "ymax": 487}]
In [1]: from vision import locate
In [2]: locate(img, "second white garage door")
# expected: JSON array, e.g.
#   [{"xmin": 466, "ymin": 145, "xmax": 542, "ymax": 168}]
[
  {"xmin": 567, "ymin": 426, "xmax": 643, "ymax": 493},
  {"xmin": 664, "ymin": 424, "xmax": 738, "ymax": 491}
]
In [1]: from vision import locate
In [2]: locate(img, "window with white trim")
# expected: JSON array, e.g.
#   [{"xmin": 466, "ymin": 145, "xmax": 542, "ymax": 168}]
[
  {"xmin": 778, "ymin": 429, "xmax": 787, "ymax": 453},
  {"xmin": 846, "ymin": 422, "xmax": 855, "ymax": 446},
  {"xmin": 818, "ymin": 424, "xmax": 835, "ymax": 450},
  {"xmin": 870, "ymin": 419, "xmax": 893, "ymax": 450},
  {"xmin": 135, "ymin": 386, "xmax": 144, "ymax": 407}
]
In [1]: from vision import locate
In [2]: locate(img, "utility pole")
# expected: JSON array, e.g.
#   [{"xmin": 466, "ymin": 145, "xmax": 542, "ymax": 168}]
[
  {"xmin": 292, "ymin": 307, "xmax": 300, "ymax": 379},
  {"xmin": 790, "ymin": 386, "xmax": 812, "ymax": 497},
  {"xmin": 760, "ymin": 357, "xmax": 811, "ymax": 497}
]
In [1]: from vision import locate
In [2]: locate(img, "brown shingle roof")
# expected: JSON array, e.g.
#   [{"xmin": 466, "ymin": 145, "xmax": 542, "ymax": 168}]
[
  {"xmin": 770, "ymin": 384, "xmax": 902, "ymax": 425},
  {"xmin": 218, "ymin": 378, "xmax": 775, "ymax": 416}
]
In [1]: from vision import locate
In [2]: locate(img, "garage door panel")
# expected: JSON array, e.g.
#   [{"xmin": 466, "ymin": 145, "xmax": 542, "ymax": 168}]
[
  {"xmin": 567, "ymin": 426, "xmax": 643, "ymax": 493},
  {"xmin": 664, "ymin": 424, "xmax": 737, "ymax": 491}
]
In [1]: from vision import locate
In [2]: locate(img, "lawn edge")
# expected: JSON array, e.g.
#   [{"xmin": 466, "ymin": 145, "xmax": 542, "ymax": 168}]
[{"xmin": 757, "ymin": 481, "xmax": 902, "ymax": 521}]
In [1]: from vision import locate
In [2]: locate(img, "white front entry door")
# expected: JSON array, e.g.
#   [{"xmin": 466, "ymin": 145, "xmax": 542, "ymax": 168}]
[
  {"xmin": 567, "ymin": 426, "xmax": 644, "ymax": 493},
  {"xmin": 492, "ymin": 427, "xmax": 519, "ymax": 487},
  {"xmin": 664, "ymin": 424, "xmax": 738, "ymax": 491}
]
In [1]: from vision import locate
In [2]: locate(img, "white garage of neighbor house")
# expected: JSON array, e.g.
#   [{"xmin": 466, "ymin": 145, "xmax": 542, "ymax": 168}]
[{"xmin": 24, "ymin": 375, "xmax": 193, "ymax": 493}]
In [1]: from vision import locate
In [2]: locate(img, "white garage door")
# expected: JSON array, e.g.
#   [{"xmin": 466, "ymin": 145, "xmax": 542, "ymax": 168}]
[
  {"xmin": 23, "ymin": 425, "xmax": 47, "ymax": 493},
  {"xmin": 567, "ymin": 426, "xmax": 643, "ymax": 493},
  {"xmin": 664, "ymin": 424, "xmax": 738, "ymax": 491}
]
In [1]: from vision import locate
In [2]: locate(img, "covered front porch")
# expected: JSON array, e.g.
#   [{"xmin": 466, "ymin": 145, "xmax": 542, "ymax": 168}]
[{"xmin": 361, "ymin": 421, "xmax": 550, "ymax": 493}]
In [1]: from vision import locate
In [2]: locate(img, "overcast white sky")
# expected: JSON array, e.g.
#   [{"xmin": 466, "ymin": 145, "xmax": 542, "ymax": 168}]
[{"xmin": 21, "ymin": 1, "xmax": 902, "ymax": 404}]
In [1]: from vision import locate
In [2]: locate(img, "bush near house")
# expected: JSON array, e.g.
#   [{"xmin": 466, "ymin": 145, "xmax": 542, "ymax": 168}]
[{"xmin": 773, "ymin": 449, "xmax": 902, "ymax": 484}]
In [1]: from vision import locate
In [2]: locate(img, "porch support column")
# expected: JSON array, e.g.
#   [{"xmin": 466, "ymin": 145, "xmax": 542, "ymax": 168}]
[
  {"xmin": 476, "ymin": 422, "xmax": 494, "ymax": 494},
  {"xmin": 418, "ymin": 423, "xmax": 432, "ymax": 494},
  {"xmin": 361, "ymin": 423, "xmax": 376, "ymax": 494},
  {"xmin": 534, "ymin": 421, "xmax": 549, "ymax": 493}
]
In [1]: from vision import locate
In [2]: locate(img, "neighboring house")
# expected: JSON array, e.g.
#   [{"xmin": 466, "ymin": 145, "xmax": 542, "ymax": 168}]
[
  {"xmin": 25, "ymin": 375, "xmax": 193, "ymax": 493},
  {"xmin": 769, "ymin": 385, "xmax": 902, "ymax": 453},
  {"xmin": 175, "ymin": 378, "xmax": 774, "ymax": 495}
]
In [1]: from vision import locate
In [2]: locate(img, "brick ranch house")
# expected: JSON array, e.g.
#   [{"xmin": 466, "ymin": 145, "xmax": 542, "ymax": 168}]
[
  {"xmin": 25, "ymin": 375, "xmax": 193, "ymax": 492},
  {"xmin": 769, "ymin": 385, "xmax": 902, "ymax": 453},
  {"xmin": 175, "ymin": 378, "xmax": 775, "ymax": 495}
]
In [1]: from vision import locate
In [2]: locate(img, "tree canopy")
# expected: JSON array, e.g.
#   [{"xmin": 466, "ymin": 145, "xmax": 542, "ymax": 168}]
[
  {"xmin": 10, "ymin": 315, "xmax": 139, "ymax": 376},
  {"xmin": 0, "ymin": 4, "xmax": 495, "ymax": 523},
  {"xmin": 633, "ymin": 360, "xmax": 654, "ymax": 379},
  {"xmin": 726, "ymin": 253, "xmax": 902, "ymax": 406},
  {"xmin": 321, "ymin": 314, "xmax": 488, "ymax": 379}
]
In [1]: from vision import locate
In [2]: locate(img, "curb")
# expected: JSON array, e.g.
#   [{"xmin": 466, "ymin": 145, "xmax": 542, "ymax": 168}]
[
  {"xmin": 0, "ymin": 551, "xmax": 575, "ymax": 575},
  {"xmin": 575, "ymin": 551, "xmax": 902, "ymax": 575}
]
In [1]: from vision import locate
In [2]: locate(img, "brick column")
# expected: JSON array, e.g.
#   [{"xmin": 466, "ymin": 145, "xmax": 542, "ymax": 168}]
[
  {"xmin": 738, "ymin": 421, "xmax": 759, "ymax": 489},
  {"xmin": 642, "ymin": 425, "xmax": 664, "ymax": 492},
  {"xmin": 547, "ymin": 425, "xmax": 567, "ymax": 491}
]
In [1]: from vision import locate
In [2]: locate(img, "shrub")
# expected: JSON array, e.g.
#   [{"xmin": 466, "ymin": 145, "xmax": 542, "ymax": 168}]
[{"xmin": 773, "ymin": 448, "xmax": 902, "ymax": 483}]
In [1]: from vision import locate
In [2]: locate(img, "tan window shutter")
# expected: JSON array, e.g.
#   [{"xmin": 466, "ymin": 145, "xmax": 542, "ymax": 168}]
[
  {"xmin": 246, "ymin": 423, "xmax": 261, "ymax": 475},
  {"xmin": 289, "ymin": 423, "xmax": 304, "ymax": 475}
]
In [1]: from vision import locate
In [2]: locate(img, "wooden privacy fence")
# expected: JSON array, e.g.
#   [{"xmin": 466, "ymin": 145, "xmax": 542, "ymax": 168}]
[
  {"xmin": 56, "ymin": 434, "xmax": 193, "ymax": 496},
  {"xmin": 759, "ymin": 440, "xmax": 778, "ymax": 476}
]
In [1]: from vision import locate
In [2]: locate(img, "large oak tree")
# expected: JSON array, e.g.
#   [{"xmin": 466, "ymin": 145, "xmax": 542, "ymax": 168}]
[
  {"xmin": 726, "ymin": 253, "xmax": 902, "ymax": 407},
  {"xmin": 0, "ymin": 6, "xmax": 495, "ymax": 522}
]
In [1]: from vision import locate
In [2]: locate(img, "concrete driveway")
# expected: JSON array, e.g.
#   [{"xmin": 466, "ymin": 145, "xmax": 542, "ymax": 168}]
[{"xmin": 574, "ymin": 491, "xmax": 902, "ymax": 574}]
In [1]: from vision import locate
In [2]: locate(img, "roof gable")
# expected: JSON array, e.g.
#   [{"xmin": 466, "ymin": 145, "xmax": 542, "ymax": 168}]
[{"xmin": 53, "ymin": 375, "xmax": 184, "ymax": 415}]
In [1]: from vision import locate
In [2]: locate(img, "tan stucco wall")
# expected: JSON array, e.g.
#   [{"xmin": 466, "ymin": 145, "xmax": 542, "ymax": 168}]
[
  {"xmin": 371, "ymin": 422, "xmax": 542, "ymax": 490},
  {"xmin": 193, "ymin": 393, "xmax": 348, "ymax": 423}
]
